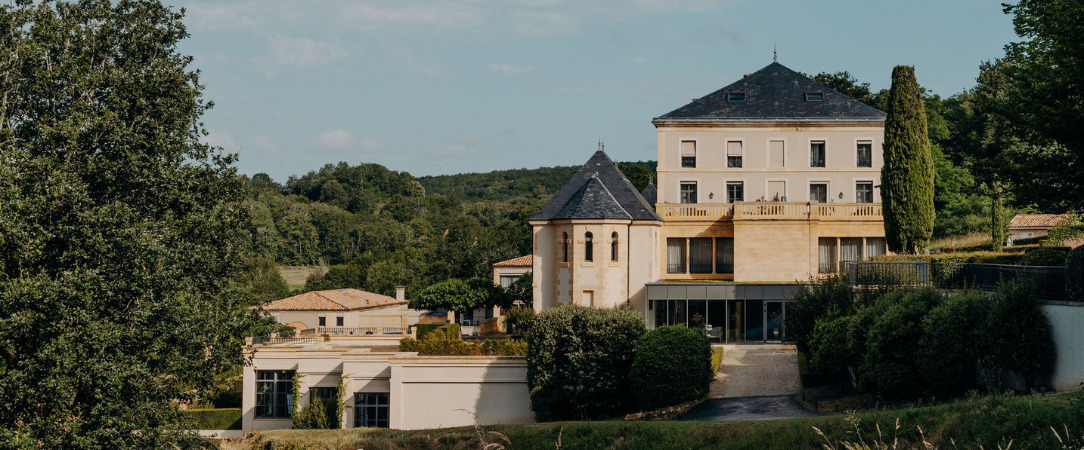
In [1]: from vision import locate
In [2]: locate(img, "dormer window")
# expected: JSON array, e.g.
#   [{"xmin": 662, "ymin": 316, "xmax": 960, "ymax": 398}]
[
  {"xmin": 805, "ymin": 92, "xmax": 824, "ymax": 102},
  {"xmin": 727, "ymin": 92, "xmax": 745, "ymax": 102}
]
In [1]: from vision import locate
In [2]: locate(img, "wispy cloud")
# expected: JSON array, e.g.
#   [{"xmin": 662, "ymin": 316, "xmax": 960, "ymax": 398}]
[
  {"xmin": 427, "ymin": 137, "xmax": 483, "ymax": 159},
  {"xmin": 200, "ymin": 130, "xmax": 238, "ymax": 150},
  {"xmin": 308, "ymin": 129, "xmax": 357, "ymax": 151},
  {"xmin": 268, "ymin": 35, "xmax": 347, "ymax": 67},
  {"xmin": 185, "ymin": 2, "xmax": 262, "ymax": 32},
  {"xmin": 490, "ymin": 63, "xmax": 535, "ymax": 75}
]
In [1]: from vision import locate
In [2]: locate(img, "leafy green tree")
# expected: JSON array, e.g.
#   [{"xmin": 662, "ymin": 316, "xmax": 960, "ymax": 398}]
[
  {"xmin": 882, "ymin": 66, "xmax": 935, "ymax": 254},
  {"xmin": 410, "ymin": 278, "xmax": 511, "ymax": 315},
  {"xmin": 998, "ymin": 0, "xmax": 1084, "ymax": 211},
  {"xmin": 238, "ymin": 257, "xmax": 291, "ymax": 304},
  {"xmin": 0, "ymin": 1, "xmax": 253, "ymax": 446}
]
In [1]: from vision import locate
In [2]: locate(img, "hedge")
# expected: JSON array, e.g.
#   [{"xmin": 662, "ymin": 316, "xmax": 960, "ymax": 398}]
[
  {"xmin": 415, "ymin": 323, "xmax": 460, "ymax": 341},
  {"xmin": 398, "ymin": 337, "xmax": 526, "ymax": 356},
  {"xmin": 181, "ymin": 408, "xmax": 241, "ymax": 430},
  {"xmin": 871, "ymin": 251, "xmax": 1023, "ymax": 265},
  {"xmin": 629, "ymin": 326, "xmax": 713, "ymax": 410},
  {"xmin": 1019, "ymin": 247, "xmax": 1069, "ymax": 266},
  {"xmin": 526, "ymin": 304, "xmax": 645, "ymax": 421}
]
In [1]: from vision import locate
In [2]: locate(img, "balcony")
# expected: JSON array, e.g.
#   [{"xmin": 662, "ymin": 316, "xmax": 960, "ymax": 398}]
[{"xmin": 656, "ymin": 202, "xmax": 882, "ymax": 222}]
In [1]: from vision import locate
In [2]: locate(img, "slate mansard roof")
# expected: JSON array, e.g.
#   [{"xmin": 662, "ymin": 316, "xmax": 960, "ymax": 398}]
[
  {"xmin": 653, "ymin": 62, "xmax": 887, "ymax": 123},
  {"xmin": 531, "ymin": 150, "xmax": 662, "ymax": 222}
]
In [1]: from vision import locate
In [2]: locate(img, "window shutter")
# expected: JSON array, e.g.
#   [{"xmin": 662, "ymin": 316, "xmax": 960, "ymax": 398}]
[
  {"xmin": 727, "ymin": 141, "xmax": 742, "ymax": 156},
  {"xmin": 680, "ymin": 140, "xmax": 696, "ymax": 157}
]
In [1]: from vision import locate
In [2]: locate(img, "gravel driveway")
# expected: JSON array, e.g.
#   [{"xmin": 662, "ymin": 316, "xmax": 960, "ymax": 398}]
[{"xmin": 709, "ymin": 344, "xmax": 801, "ymax": 398}]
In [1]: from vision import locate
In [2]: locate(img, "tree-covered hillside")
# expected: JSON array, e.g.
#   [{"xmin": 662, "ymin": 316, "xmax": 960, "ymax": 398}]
[{"xmin": 417, "ymin": 161, "xmax": 657, "ymax": 202}]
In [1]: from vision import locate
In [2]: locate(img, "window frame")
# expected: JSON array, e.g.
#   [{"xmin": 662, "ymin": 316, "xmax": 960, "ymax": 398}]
[
  {"xmin": 256, "ymin": 370, "xmax": 295, "ymax": 419},
  {"xmin": 354, "ymin": 392, "xmax": 390, "ymax": 428},
  {"xmin": 726, "ymin": 181, "xmax": 744, "ymax": 204},
  {"xmin": 584, "ymin": 232, "xmax": 594, "ymax": 262},
  {"xmin": 805, "ymin": 92, "xmax": 824, "ymax": 102},
  {"xmin": 679, "ymin": 181, "xmax": 698, "ymax": 204},
  {"xmin": 809, "ymin": 182, "xmax": 829, "ymax": 203},
  {"xmin": 855, "ymin": 181, "xmax": 874, "ymax": 203},
  {"xmin": 856, "ymin": 139, "xmax": 873, "ymax": 168},
  {"xmin": 666, "ymin": 238, "xmax": 687, "ymax": 274},
  {"xmin": 727, "ymin": 92, "xmax": 745, "ymax": 102},
  {"xmin": 810, "ymin": 140, "xmax": 826, "ymax": 167},
  {"xmin": 562, "ymin": 232, "xmax": 568, "ymax": 263},
  {"xmin": 679, "ymin": 139, "xmax": 697, "ymax": 168},
  {"xmin": 610, "ymin": 232, "xmax": 618, "ymax": 262}
]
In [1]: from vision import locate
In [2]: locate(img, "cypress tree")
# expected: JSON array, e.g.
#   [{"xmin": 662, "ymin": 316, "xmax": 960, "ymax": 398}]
[{"xmin": 881, "ymin": 66, "xmax": 935, "ymax": 254}]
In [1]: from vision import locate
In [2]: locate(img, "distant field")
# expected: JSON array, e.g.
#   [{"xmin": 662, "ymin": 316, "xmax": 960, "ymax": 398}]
[{"xmin": 278, "ymin": 266, "xmax": 321, "ymax": 290}]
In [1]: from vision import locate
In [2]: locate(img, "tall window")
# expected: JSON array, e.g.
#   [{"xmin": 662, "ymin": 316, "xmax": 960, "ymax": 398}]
[
  {"xmin": 499, "ymin": 275, "xmax": 519, "ymax": 288},
  {"xmin": 689, "ymin": 238, "xmax": 713, "ymax": 274},
  {"xmin": 584, "ymin": 232, "xmax": 593, "ymax": 262},
  {"xmin": 865, "ymin": 237, "xmax": 886, "ymax": 260},
  {"xmin": 726, "ymin": 141, "xmax": 742, "ymax": 168},
  {"xmin": 841, "ymin": 238, "xmax": 862, "ymax": 266},
  {"xmin": 809, "ymin": 183, "xmax": 828, "ymax": 203},
  {"xmin": 856, "ymin": 182, "xmax": 873, "ymax": 203},
  {"xmin": 818, "ymin": 238, "xmax": 837, "ymax": 274},
  {"xmin": 354, "ymin": 393, "xmax": 389, "ymax": 428},
  {"xmin": 680, "ymin": 182, "xmax": 697, "ymax": 204},
  {"xmin": 726, "ymin": 181, "xmax": 744, "ymax": 203},
  {"xmin": 715, "ymin": 237, "xmax": 734, "ymax": 274},
  {"xmin": 610, "ymin": 232, "xmax": 618, "ymax": 262},
  {"xmin": 562, "ymin": 232, "xmax": 568, "ymax": 262},
  {"xmin": 810, "ymin": 141, "xmax": 826, "ymax": 167},
  {"xmin": 680, "ymin": 140, "xmax": 696, "ymax": 167},
  {"xmin": 336, "ymin": 316, "xmax": 344, "ymax": 327},
  {"xmin": 256, "ymin": 370, "xmax": 295, "ymax": 418},
  {"xmin": 318, "ymin": 316, "xmax": 326, "ymax": 327},
  {"xmin": 856, "ymin": 140, "xmax": 872, "ymax": 167},
  {"xmin": 666, "ymin": 238, "xmax": 686, "ymax": 274}
]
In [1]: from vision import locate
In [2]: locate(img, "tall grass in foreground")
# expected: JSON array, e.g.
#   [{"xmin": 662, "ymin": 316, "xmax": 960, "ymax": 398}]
[{"xmin": 231, "ymin": 390, "xmax": 1084, "ymax": 450}]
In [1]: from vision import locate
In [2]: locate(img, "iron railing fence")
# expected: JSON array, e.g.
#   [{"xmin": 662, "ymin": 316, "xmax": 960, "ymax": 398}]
[{"xmin": 844, "ymin": 261, "xmax": 1071, "ymax": 301}]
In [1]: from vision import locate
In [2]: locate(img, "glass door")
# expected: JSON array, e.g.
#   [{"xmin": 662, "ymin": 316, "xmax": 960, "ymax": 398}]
[{"xmin": 766, "ymin": 302, "xmax": 784, "ymax": 342}]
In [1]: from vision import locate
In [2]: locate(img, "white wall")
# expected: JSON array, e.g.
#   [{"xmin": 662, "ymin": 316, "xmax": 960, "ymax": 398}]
[
  {"xmin": 389, "ymin": 356, "xmax": 533, "ymax": 430},
  {"xmin": 1042, "ymin": 303, "xmax": 1084, "ymax": 391}
]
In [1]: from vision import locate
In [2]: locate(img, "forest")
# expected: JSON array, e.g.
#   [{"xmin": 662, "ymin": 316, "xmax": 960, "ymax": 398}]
[{"xmin": 240, "ymin": 160, "xmax": 656, "ymax": 300}]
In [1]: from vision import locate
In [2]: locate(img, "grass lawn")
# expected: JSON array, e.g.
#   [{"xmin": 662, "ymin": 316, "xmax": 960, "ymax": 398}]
[
  {"xmin": 223, "ymin": 390, "xmax": 1084, "ymax": 449},
  {"xmin": 278, "ymin": 265, "xmax": 321, "ymax": 291}
]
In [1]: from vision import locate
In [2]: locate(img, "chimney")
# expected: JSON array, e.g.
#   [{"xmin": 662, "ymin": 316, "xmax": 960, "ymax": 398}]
[{"xmin": 395, "ymin": 286, "xmax": 406, "ymax": 302}]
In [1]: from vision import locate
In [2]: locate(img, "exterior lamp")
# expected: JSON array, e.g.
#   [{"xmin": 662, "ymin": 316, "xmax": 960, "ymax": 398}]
[{"xmin": 838, "ymin": 192, "xmax": 844, "ymax": 200}]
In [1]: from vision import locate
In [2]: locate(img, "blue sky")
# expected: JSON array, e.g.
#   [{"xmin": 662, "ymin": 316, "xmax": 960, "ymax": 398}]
[{"xmin": 177, "ymin": 0, "xmax": 1018, "ymax": 182}]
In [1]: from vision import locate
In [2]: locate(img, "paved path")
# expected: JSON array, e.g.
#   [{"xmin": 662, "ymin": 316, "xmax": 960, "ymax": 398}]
[
  {"xmin": 678, "ymin": 344, "xmax": 819, "ymax": 421},
  {"xmin": 709, "ymin": 344, "xmax": 801, "ymax": 398},
  {"xmin": 679, "ymin": 395, "xmax": 821, "ymax": 421}
]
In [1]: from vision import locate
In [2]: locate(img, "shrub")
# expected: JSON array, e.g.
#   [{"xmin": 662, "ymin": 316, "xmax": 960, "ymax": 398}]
[
  {"xmin": 398, "ymin": 336, "xmax": 526, "ymax": 356},
  {"xmin": 784, "ymin": 275, "xmax": 855, "ymax": 356},
  {"xmin": 629, "ymin": 326, "xmax": 713, "ymax": 410},
  {"xmin": 1067, "ymin": 246, "xmax": 1084, "ymax": 301},
  {"xmin": 180, "ymin": 408, "xmax": 242, "ymax": 430},
  {"xmin": 416, "ymin": 323, "xmax": 460, "ymax": 341},
  {"xmin": 526, "ymin": 304, "xmax": 646, "ymax": 421},
  {"xmin": 1020, "ymin": 247, "xmax": 1069, "ymax": 266},
  {"xmin": 861, "ymin": 289, "xmax": 940, "ymax": 399},
  {"xmin": 981, "ymin": 279, "xmax": 1056, "ymax": 389},
  {"xmin": 917, "ymin": 291, "xmax": 989, "ymax": 396},
  {"xmin": 504, "ymin": 307, "xmax": 536, "ymax": 335},
  {"xmin": 1047, "ymin": 224, "xmax": 1084, "ymax": 246},
  {"xmin": 293, "ymin": 396, "xmax": 335, "ymax": 429},
  {"xmin": 808, "ymin": 315, "xmax": 854, "ymax": 381}
]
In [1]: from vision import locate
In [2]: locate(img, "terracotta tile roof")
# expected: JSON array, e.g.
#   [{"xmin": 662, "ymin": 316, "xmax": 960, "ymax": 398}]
[
  {"xmin": 1009, "ymin": 214, "xmax": 1077, "ymax": 229},
  {"xmin": 493, "ymin": 255, "xmax": 532, "ymax": 267},
  {"xmin": 260, "ymin": 289, "xmax": 407, "ymax": 312}
]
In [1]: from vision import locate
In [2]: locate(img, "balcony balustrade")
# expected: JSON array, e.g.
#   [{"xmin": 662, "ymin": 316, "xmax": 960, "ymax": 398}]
[{"xmin": 656, "ymin": 202, "xmax": 882, "ymax": 222}]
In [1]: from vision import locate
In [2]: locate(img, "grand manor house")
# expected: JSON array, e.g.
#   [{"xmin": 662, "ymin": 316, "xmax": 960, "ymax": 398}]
[
  {"xmin": 530, "ymin": 62, "xmax": 887, "ymax": 342},
  {"xmin": 238, "ymin": 62, "xmax": 893, "ymax": 433}
]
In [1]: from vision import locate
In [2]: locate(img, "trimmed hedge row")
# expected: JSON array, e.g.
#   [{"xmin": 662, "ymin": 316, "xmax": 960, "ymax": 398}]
[
  {"xmin": 525, "ymin": 305, "xmax": 645, "ymax": 421},
  {"xmin": 181, "ymin": 408, "xmax": 241, "ymax": 430},
  {"xmin": 399, "ymin": 337, "xmax": 526, "ymax": 356},
  {"xmin": 801, "ymin": 278, "xmax": 1056, "ymax": 399},
  {"xmin": 630, "ymin": 326, "xmax": 713, "ymax": 410},
  {"xmin": 415, "ymin": 323, "xmax": 460, "ymax": 341},
  {"xmin": 871, "ymin": 251, "xmax": 1023, "ymax": 265}
]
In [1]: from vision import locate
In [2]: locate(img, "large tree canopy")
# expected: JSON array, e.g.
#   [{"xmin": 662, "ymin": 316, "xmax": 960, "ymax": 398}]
[
  {"xmin": 999, "ymin": 0, "xmax": 1084, "ymax": 211},
  {"xmin": 0, "ymin": 1, "xmax": 250, "ymax": 446},
  {"xmin": 881, "ymin": 66, "xmax": 935, "ymax": 253}
]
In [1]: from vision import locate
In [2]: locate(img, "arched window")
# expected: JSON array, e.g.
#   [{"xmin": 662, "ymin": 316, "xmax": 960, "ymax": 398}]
[
  {"xmin": 562, "ymin": 232, "xmax": 568, "ymax": 262},
  {"xmin": 584, "ymin": 232, "xmax": 594, "ymax": 262},
  {"xmin": 611, "ymin": 232, "xmax": 618, "ymax": 261}
]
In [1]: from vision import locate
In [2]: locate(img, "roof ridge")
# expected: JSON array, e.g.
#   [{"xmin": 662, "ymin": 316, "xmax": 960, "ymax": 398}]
[{"xmin": 590, "ymin": 172, "xmax": 630, "ymax": 217}]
